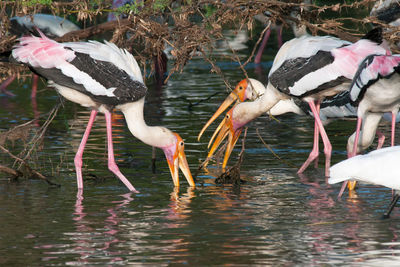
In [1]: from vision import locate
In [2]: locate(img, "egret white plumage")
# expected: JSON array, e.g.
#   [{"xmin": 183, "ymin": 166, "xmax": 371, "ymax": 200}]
[
  {"xmin": 199, "ymin": 29, "xmax": 389, "ymax": 176},
  {"xmin": 329, "ymin": 146, "xmax": 400, "ymax": 218},
  {"xmin": 12, "ymin": 31, "xmax": 194, "ymax": 193}
]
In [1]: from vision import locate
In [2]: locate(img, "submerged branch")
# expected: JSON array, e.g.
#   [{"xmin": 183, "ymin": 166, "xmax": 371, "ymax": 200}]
[{"xmin": 256, "ymin": 128, "xmax": 297, "ymax": 168}]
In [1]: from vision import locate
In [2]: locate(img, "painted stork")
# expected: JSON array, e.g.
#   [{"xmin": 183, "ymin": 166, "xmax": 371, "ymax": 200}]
[
  {"xmin": 198, "ymin": 28, "xmax": 390, "ymax": 176},
  {"xmin": 338, "ymin": 53, "xmax": 400, "ymax": 197},
  {"xmin": 198, "ymin": 77, "xmax": 391, "ymax": 170},
  {"xmin": 329, "ymin": 146, "xmax": 400, "ymax": 218},
  {"xmin": 1, "ymin": 14, "xmax": 80, "ymax": 97},
  {"xmin": 12, "ymin": 31, "xmax": 195, "ymax": 192}
]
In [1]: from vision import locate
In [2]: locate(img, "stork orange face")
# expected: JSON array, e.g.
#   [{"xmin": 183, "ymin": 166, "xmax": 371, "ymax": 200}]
[
  {"xmin": 198, "ymin": 79, "xmax": 249, "ymax": 141},
  {"xmin": 164, "ymin": 133, "xmax": 195, "ymax": 187},
  {"xmin": 204, "ymin": 108, "xmax": 243, "ymax": 169}
]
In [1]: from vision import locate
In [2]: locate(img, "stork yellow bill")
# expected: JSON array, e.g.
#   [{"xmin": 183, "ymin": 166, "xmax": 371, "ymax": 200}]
[
  {"xmin": 165, "ymin": 133, "xmax": 196, "ymax": 187},
  {"xmin": 198, "ymin": 79, "xmax": 258, "ymax": 141},
  {"xmin": 203, "ymin": 108, "xmax": 243, "ymax": 169}
]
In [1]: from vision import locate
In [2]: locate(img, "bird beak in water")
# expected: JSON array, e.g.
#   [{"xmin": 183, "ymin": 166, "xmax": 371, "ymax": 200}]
[
  {"xmin": 197, "ymin": 80, "xmax": 248, "ymax": 141},
  {"xmin": 205, "ymin": 109, "xmax": 242, "ymax": 169},
  {"xmin": 166, "ymin": 134, "xmax": 195, "ymax": 187}
]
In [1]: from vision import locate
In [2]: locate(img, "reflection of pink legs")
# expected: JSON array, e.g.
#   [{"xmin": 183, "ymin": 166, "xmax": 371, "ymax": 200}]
[
  {"xmin": 31, "ymin": 74, "xmax": 39, "ymax": 99},
  {"xmin": 104, "ymin": 110, "xmax": 139, "ymax": 193},
  {"xmin": 0, "ymin": 75, "xmax": 16, "ymax": 96},
  {"xmin": 0, "ymin": 73, "xmax": 39, "ymax": 98}
]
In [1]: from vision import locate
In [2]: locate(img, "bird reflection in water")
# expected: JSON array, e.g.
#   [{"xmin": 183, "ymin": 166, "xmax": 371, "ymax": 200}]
[
  {"xmin": 298, "ymin": 173, "xmax": 360, "ymax": 260},
  {"xmin": 70, "ymin": 190, "xmax": 134, "ymax": 265},
  {"xmin": 166, "ymin": 187, "xmax": 196, "ymax": 224}
]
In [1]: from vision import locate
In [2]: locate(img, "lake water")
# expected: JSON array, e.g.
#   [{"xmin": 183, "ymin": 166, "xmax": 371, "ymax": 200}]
[{"xmin": 1, "ymin": 48, "xmax": 400, "ymax": 266}]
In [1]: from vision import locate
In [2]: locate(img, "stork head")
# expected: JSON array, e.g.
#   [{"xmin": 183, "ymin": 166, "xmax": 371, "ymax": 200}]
[
  {"xmin": 162, "ymin": 133, "xmax": 195, "ymax": 187},
  {"xmin": 198, "ymin": 78, "xmax": 264, "ymax": 141},
  {"xmin": 205, "ymin": 108, "xmax": 244, "ymax": 169}
]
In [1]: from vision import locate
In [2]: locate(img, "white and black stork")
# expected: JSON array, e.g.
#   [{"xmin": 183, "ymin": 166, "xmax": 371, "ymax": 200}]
[
  {"xmin": 198, "ymin": 28, "xmax": 390, "ymax": 176},
  {"xmin": 337, "ymin": 52, "xmax": 400, "ymax": 197},
  {"xmin": 12, "ymin": 31, "xmax": 195, "ymax": 193}
]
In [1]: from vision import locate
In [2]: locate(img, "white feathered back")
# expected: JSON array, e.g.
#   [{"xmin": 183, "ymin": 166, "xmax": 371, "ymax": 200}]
[{"xmin": 64, "ymin": 40, "xmax": 143, "ymax": 84}]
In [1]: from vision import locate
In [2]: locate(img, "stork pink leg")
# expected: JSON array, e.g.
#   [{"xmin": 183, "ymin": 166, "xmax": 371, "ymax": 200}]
[
  {"xmin": 314, "ymin": 103, "xmax": 320, "ymax": 168},
  {"xmin": 351, "ymin": 117, "xmax": 363, "ymax": 158},
  {"xmin": 298, "ymin": 113, "xmax": 319, "ymax": 174},
  {"xmin": 104, "ymin": 110, "xmax": 139, "ymax": 193},
  {"xmin": 0, "ymin": 75, "xmax": 16, "ymax": 96},
  {"xmin": 376, "ymin": 130, "xmax": 385, "ymax": 150},
  {"xmin": 309, "ymin": 100, "xmax": 331, "ymax": 177},
  {"xmin": 254, "ymin": 28, "xmax": 271, "ymax": 64},
  {"xmin": 31, "ymin": 74, "xmax": 39, "ymax": 99},
  {"xmin": 298, "ymin": 101, "xmax": 323, "ymax": 174},
  {"xmin": 338, "ymin": 117, "xmax": 362, "ymax": 198},
  {"xmin": 391, "ymin": 112, "xmax": 396, "ymax": 147},
  {"xmin": 74, "ymin": 109, "xmax": 98, "ymax": 190},
  {"xmin": 391, "ymin": 112, "xmax": 397, "ymax": 197}
]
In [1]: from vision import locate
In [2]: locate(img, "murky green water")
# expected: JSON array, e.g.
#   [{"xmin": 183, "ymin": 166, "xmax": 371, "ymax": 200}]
[{"xmin": 1, "ymin": 50, "xmax": 400, "ymax": 266}]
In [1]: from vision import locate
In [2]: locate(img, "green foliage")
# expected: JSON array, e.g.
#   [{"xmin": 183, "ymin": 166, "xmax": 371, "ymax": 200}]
[
  {"xmin": 116, "ymin": 2, "xmax": 145, "ymax": 16},
  {"xmin": 153, "ymin": 0, "xmax": 170, "ymax": 12},
  {"xmin": 204, "ymin": 4, "xmax": 216, "ymax": 18},
  {"xmin": 89, "ymin": 0, "xmax": 104, "ymax": 8},
  {"xmin": 22, "ymin": 0, "xmax": 53, "ymax": 6}
]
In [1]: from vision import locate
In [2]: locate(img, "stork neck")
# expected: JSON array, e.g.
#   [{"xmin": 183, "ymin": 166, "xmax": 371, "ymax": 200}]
[
  {"xmin": 118, "ymin": 99, "xmax": 175, "ymax": 148},
  {"xmin": 233, "ymin": 83, "xmax": 282, "ymax": 125},
  {"xmin": 347, "ymin": 112, "xmax": 382, "ymax": 153}
]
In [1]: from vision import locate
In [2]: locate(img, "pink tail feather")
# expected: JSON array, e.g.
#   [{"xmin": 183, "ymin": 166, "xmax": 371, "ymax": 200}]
[{"xmin": 12, "ymin": 31, "xmax": 75, "ymax": 69}]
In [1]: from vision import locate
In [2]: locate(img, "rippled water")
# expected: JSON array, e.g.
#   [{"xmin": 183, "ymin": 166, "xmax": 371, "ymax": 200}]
[{"xmin": 1, "ymin": 53, "xmax": 400, "ymax": 266}]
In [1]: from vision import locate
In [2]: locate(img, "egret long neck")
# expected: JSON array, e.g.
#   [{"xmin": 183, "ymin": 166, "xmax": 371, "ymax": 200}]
[{"xmin": 118, "ymin": 99, "xmax": 174, "ymax": 148}]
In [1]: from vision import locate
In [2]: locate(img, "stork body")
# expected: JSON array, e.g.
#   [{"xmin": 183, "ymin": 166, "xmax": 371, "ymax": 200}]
[
  {"xmin": 338, "ymin": 53, "xmax": 400, "ymax": 197},
  {"xmin": 12, "ymin": 32, "xmax": 194, "ymax": 192},
  {"xmin": 329, "ymin": 146, "xmax": 400, "ymax": 218}
]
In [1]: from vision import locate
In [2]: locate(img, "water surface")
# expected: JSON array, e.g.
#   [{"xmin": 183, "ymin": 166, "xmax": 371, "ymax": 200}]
[{"xmin": 1, "ymin": 54, "xmax": 400, "ymax": 266}]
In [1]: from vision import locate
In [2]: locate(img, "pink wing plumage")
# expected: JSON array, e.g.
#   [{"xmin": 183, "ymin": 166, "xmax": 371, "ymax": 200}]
[
  {"xmin": 350, "ymin": 54, "xmax": 400, "ymax": 102},
  {"xmin": 12, "ymin": 30, "xmax": 75, "ymax": 69}
]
